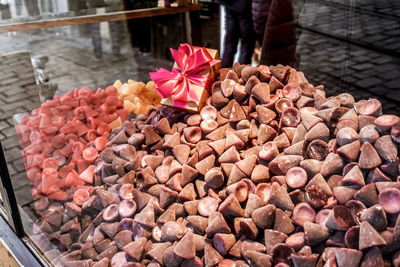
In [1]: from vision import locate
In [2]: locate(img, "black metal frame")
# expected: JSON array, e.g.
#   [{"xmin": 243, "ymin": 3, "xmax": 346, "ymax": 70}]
[
  {"xmin": 0, "ymin": 142, "xmax": 24, "ymax": 237},
  {"xmin": 0, "ymin": 141, "xmax": 45, "ymax": 266}
]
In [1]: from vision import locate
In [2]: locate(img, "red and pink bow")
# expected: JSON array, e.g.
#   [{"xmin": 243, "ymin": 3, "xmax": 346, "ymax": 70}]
[{"xmin": 150, "ymin": 44, "xmax": 220, "ymax": 108}]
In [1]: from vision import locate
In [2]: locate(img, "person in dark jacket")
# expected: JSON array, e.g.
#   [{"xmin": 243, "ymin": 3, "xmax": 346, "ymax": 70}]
[
  {"xmin": 260, "ymin": 0, "xmax": 296, "ymax": 67},
  {"xmin": 219, "ymin": 0, "xmax": 256, "ymax": 67},
  {"xmin": 252, "ymin": 0, "xmax": 271, "ymax": 45}
]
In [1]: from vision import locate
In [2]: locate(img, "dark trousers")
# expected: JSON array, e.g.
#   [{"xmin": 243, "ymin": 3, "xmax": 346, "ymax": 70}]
[
  {"xmin": 123, "ymin": 0, "xmax": 156, "ymax": 53},
  {"xmin": 87, "ymin": 5, "xmax": 121, "ymax": 59},
  {"xmin": 221, "ymin": 9, "xmax": 255, "ymax": 68}
]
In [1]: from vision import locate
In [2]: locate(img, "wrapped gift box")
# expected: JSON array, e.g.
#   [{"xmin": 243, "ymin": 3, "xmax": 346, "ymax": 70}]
[{"xmin": 150, "ymin": 44, "xmax": 220, "ymax": 113}]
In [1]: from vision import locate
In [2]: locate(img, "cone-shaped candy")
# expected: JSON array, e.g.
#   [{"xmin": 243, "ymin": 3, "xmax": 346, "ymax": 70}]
[
  {"xmin": 123, "ymin": 237, "xmax": 147, "ymax": 261},
  {"xmin": 206, "ymin": 125, "xmax": 227, "ymax": 141},
  {"xmin": 274, "ymin": 208, "xmax": 295, "ymax": 235},
  {"xmin": 336, "ymin": 127, "xmax": 359, "ymax": 147},
  {"xmin": 360, "ymin": 204, "xmax": 387, "ymax": 232},
  {"xmin": 359, "ymin": 142, "xmax": 382, "ymax": 169},
  {"xmin": 354, "ymin": 183, "xmax": 378, "ymax": 207},
  {"xmin": 205, "ymin": 212, "xmax": 231, "ymax": 238},
  {"xmin": 252, "ymin": 204, "xmax": 276, "ymax": 229},
  {"xmin": 233, "ymin": 157, "xmax": 256, "ymax": 180},
  {"xmin": 341, "ymin": 166, "xmax": 365, "ymax": 188},
  {"xmin": 181, "ymin": 164, "xmax": 199, "ymax": 187},
  {"xmin": 204, "ymin": 167, "xmax": 224, "ymax": 188},
  {"xmin": 197, "ymin": 141, "xmax": 214, "ymax": 160},
  {"xmin": 317, "ymin": 107, "xmax": 337, "ymax": 124},
  {"xmin": 321, "ymin": 96, "xmax": 341, "ymax": 109},
  {"xmin": 172, "ymin": 144, "xmax": 190, "ymax": 165},
  {"xmin": 213, "ymin": 233, "xmax": 236, "ymax": 256},
  {"xmin": 264, "ymin": 229, "xmax": 287, "ymax": 255},
  {"xmin": 276, "ymin": 155, "xmax": 304, "ymax": 175},
  {"xmin": 174, "ymin": 231, "xmax": 195, "ymax": 259},
  {"xmin": 226, "ymin": 69, "xmax": 239, "ymax": 82},
  {"xmin": 195, "ymin": 154, "xmax": 215, "ymax": 175},
  {"xmin": 374, "ymin": 135, "xmax": 397, "ymax": 161},
  {"xmin": 337, "ymin": 140, "xmax": 360, "ymax": 162},
  {"xmin": 243, "ymin": 250, "xmax": 271, "ymax": 267},
  {"xmin": 162, "ymin": 246, "xmax": 183, "ymax": 267},
  {"xmin": 305, "ymin": 173, "xmax": 332, "ymax": 208},
  {"xmin": 271, "ymin": 243, "xmax": 294, "ymax": 266},
  {"xmin": 291, "ymin": 253, "xmax": 319, "ymax": 267},
  {"xmin": 161, "ymin": 221, "xmax": 184, "ymax": 242},
  {"xmin": 335, "ymin": 248, "xmax": 362, "ymax": 267},
  {"xmin": 300, "ymin": 159, "xmax": 322, "ymax": 179},
  {"xmin": 143, "ymin": 126, "xmax": 161, "ymax": 145},
  {"xmin": 285, "ymin": 232, "xmax": 306, "ymax": 251},
  {"xmin": 134, "ymin": 202, "xmax": 155, "ymax": 228},
  {"xmin": 219, "ymin": 146, "xmax": 241, "ymax": 164},
  {"xmin": 198, "ymin": 196, "xmax": 219, "ymax": 217},
  {"xmin": 221, "ymin": 163, "xmax": 234, "ymax": 177},
  {"xmin": 367, "ymin": 167, "xmax": 391, "ymax": 183},
  {"xmin": 292, "ymin": 203, "xmax": 316, "ymax": 227},
  {"xmin": 252, "ymin": 83, "xmax": 270, "ymax": 104},
  {"xmin": 166, "ymin": 173, "xmax": 183, "ymax": 192},
  {"xmin": 256, "ymin": 106, "xmax": 276, "ymax": 125},
  {"xmin": 155, "ymin": 118, "xmax": 172, "ymax": 135},
  {"xmin": 187, "ymin": 215, "xmax": 208, "ymax": 235},
  {"xmin": 268, "ymin": 184, "xmax": 294, "ymax": 211},
  {"xmin": 178, "ymin": 183, "xmax": 197, "ymax": 202},
  {"xmin": 321, "ymin": 153, "xmax": 344, "ymax": 177},
  {"xmin": 345, "ymin": 225, "xmax": 360, "ymax": 250},
  {"xmin": 245, "ymin": 75, "xmax": 261, "ymax": 94},
  {"xmin": 100, "ymin": 221, "xmax": 119, "ymax": 238},
  {"xmin": 227, "ymin": 165, "xmax": 247, "ymax": 186},
  {"xmin": 234, "ymin": 218, "xmax": 259, "ymax": 240},
  {"xmin": 111, "ymin": 130, "xmax": 129, "ymax": 145},
  {"xmin": 219, "ymin": 194, "xmax": 244, "ymax": 217},
  {"xmin": 230, "ymin": 101, "xmax": 246, "ymax": 122},
  {"xmin": 257, "ymin": 124, "xmax": 277, "ymax": 145},
  {"xmin": 163, "ymin": 132, "xmax": 180, "ymax": 149},
  {"xmin": 325, "ymin": 205, "xmax": 354, "ymax": 231},
  {"xmin": 183, "ymin": 200, "xmax": 198, "ymax": 215},
  {"xmin": 251, "ymin": 164, "xmax": 270, "ymax": 183},
  {"xmin": 292, "ymin": 124, "xmax": 307, "ymax": 145},
  {"xmin": 156, "ymin": 209, "xmax": 175, "ymax": 224},
  {"xmin": 159, "ymin": 186, "xmax": 178, "ymax": 209},
  {"xmin": 359, "ymin": 221, "xmax": 387, "ymax": 250},
  {"xmin": 221, "ymin": 79, "xmax": 235, "ymax": 98},
  {"xmin": 244, "ymin": 193, "xmax": 265, "ymax": 217},
  {"xmin": 204, "ymin": 243, "xmax": 223, "ymax": 267},
  {"xmin": 283, "ymin": 140, "xmax": 305, "ymax": 156},
  {"xmin": 301, "ymin": 113, "xmax": 323, "ymax": 131},
  {"xmin": 334, "ymin": 186, "xmax": 357, "ymax": 204},
  {"xmin": 304, "ymin": 122, "xmax": 329, "ymax": 142},
  {"xmin": 208, "ymin": 139, "xmax": 226, "ymax": 156},
  {"xmin": 360, "ymin": 247, "xmax": 384, "ymax": 267},
  {"xmin": 359, "ymin": 125, "xmax": 379, "ymax": 144},
  {"xmin": 241, "ymin": 66, "xmax": 259, "ymax": 81},
  {"xmin": 303, "ymin": 222, "xmax": 330, "ymax": 246},
  {"xmin": 147, "ymin": 242, "xmax": 171, "ymax": 264}
]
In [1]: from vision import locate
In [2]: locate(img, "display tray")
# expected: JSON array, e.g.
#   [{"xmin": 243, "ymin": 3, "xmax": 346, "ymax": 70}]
[{"xmin": 9, "ymin": 55, "xmax": 400, "ymax": 267}]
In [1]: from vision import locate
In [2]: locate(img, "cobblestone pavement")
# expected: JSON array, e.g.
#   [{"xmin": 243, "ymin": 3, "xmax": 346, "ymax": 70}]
[
  {"xmin": 0, "ymin": 0, "xmax": 399, "ymax": 231},
  {"xmin": 0, "ymin": 51, "xmax": 40, "ymax": 218},
  {"xmin": 293, "ymin": 0, "xmax": 400, "ymax": 114}
]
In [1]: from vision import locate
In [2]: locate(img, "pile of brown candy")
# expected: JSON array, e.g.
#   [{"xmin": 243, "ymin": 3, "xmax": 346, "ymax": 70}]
[{"xmin": 32, "ymin": 64, "xmax": 400, "ymax": 267}]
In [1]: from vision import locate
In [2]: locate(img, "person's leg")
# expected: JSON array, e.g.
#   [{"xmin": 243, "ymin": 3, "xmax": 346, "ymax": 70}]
[
  {"xmin": 86, "ymin": 5, "xmax": 102, "ymax": 59},
  {"xmin": 221, "ymin": 9, "xmax": 240, "ymax": 68},
  {"xmin": 106, "ymin": 6, "xmax": 121, "ymax": 56},
  {"xmin": 238, "ymin": 14, "xmax": 256, "ymax": 64}
]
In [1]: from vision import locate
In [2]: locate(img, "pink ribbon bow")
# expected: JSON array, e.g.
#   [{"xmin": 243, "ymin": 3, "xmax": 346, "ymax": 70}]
[{"xmin": 149, "ymin": 43, "xmax": 220, "ymax": 108}]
